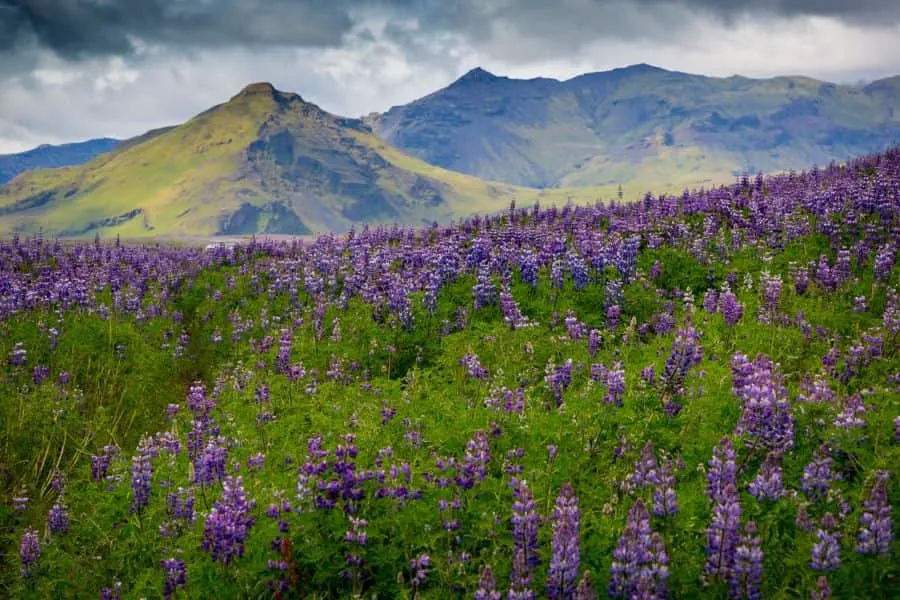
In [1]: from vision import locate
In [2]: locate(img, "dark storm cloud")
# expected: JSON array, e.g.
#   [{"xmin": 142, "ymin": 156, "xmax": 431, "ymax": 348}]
[
  {"xmin": 673, "ymin": 0, "xmax": 900, "ymax": 23},
  {"xmin": 3, "ymin": 0, "xmax": 900, "ymax": 65},
  {"xmin": 1, "ymin": 0, "xmax": 900, "ymax": 152},
  {"xmin": 0, "ymin": 0, "xmax": 358, "ymax": 59}
]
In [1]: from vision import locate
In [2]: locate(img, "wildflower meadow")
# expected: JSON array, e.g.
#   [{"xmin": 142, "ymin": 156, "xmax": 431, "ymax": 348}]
[{"xmin": 1, "ymin": 149, "xmax": 898, "ymax": 598}]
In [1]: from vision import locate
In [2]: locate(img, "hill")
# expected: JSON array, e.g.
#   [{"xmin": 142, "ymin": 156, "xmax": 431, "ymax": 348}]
[
  {"xmin": 0, "ymin": 138, "xmax": 121, "ymax": 185},
  {"xmin": 0, "ymin": 83, "xmax": 610, "ymax": 238},
  {"xmin": 373, "ymin": 64, "xmax": 900, "ymax": 188}
]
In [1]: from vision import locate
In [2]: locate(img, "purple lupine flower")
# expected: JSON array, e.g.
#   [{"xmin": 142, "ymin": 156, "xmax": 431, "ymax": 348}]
[
  {"xmin": 500, "ymin": 288, "xmax": 532, "ymax": 329},
  {"xmin": 194, "ymin": 438, "xmax": 227, "ymax": 486},
  {"xmin": 705, "ymin": 438, "xmax": 740, "ymax": 583},
  {"xmin": 706, "ymin": 436, "xmax": 737, "ymax": 502},
  {"xmin": 545, "ymin": 359, "xmax": 573, "ymax": 406},
  {"xmin": 703, "ymin": 289, "xmax": 719, "ymax": 314},
  {"xmin": 131, "ymin": 450, "xmax": 153, "ymax": 514},
  {"xmin": 606, "ymin": 304, "xmax": 621, "ymax": 330},
  {"xmin": 458, "ymin": 430, "xmax": 491, "ymax": 489},
  {"xmin": 475, "ymin": 565, "xmax": 502, "ymax": 600},
  {"xmin": 719, "ymin": 290, "xmax": 744, "ymax": 327},
  {"xmin": 275, "ymin": 328, "xmax": 292, "ymax": 373},
  {"xmin": 758, "ymin": 273, "xmax": 782, "ymax": 324},
  {"xmin": 796, "ymin": 504, "xmax": 814, "ymax": 533},
  {"xmin": 510, "ymin": 479, "xmax": 540, "ymax": 599},
  {"xmin": 794, "ymin": 267, "xmax": 810, "ymax": 295},
  {"xmin": 473, "ymin": 267, "xmax": 497, "ymax": 309},
  {"xmin": 811, "ymin": 513, "xmax": 841, "ymax": 571},
  {"xmin": 461, "ymin": 352, "xmax": 488, "ymax": 379},
  {"xmin": 660, "ymin": 326, "xmax": 703, "ymax": 415},
  {"xmin": 609, "ymin": 499, "xmax": 669, "ymax": 599},
  {"xmin": 91, "ymin": 445, "xmax": 118, "ymax": 482},
  {"xmin": 100, "ymin": 581, "xmax": 122, "ymax": 600},
  {"xmin": 857, "ymin": 471, "xmax": 892, "ymax": 556},
  {"xmin": 822, "ymin": 346, "xmax": 840, "ymax": 377},
  {"xmin": 588, "ymin": 329, "xmax": 602, "ymax": 358},
  {"xmin": 167, "ymin": 487, "xmax": 196, "ymax": 523},
  {"xmin": 603, "ymin": 362, "xmax": 626, "ymax": 407},
  {"xmin": 749, "ymin": 453, "xmax": 784, "ymax": 502},
  {"xmin": 8, "ymin": 342, "xmax": 27, "ymax": 366},
  {"xmin": 705, "ymin": 481, "xmax": 742, "ymax": 583},
  {"xmin": 32, "ymin": 365, "xmax": 50, "ymax": 384},
  {"xmin": 652, "ymin": 311, "xmax": 676, "ymax": 336},
  {"xmin": 547, "ymin": 482, "xmax": 580, "ymax": 600},
  {"xmin": 730, "ymin": 521, "xmax": 763, "ymax": 600},
  {"xmin": 801, "ymin": 444, "xmax": 833, "ymax": 501},
  {"xmin": 380, "ymin": 404, "xmax": 396, "ymax": 425},
  {"xmin": 202, "ymin": 475, "xmax": 256, "ymax": 566},
  {"xmin": 247, "ymin": 453, "xmax": 265, "ymax": 472},
  {"xmin": 622, "ymin": 440, "xmax": 659, "ymax": 492},
  {"xmin": 48, "ymin": 498, "xmax": 69, "ymax": 533},
  {"xmin": 811, "ymin": 576, "xmax": 832, "ymax": 600},
  {"xmin": 409, "ymin": 553, "xmax": 430, "ymax": 589},
  {"xmin": 885, "ymin": 290, "xmax": 900, "ymax": 335},
  {"xmin": 874, "ymin": 243, "xmax": 896, "ymax": 281},
  {"xmin": 565, "ymin": 310, "xmax": 586, "ymax": 340},
  {"xmin": 574, "ymin": 571, "xmax": 597, "ymax": 600},
  {"xmin": 798, "ymin": 374, "xmax": 837, "ymax": 404},
  {"xmin": 165, "ymin": 403, "xmax": 180, "ymax": 421},
  {"xmin": 652, "ymin": 459, "xmax": 679, "ymax": 517},
  {"xmin": 834, "ymin": 395, "xmax": 868, "ymax": 429},
  {"xmin": 343, "ymin": 515, "xmax": 369, "ymax": 575},
  {"xmin": 50, "ymin": 469, "xmax": 65, "ymax": 493},
  {"xmin": 254, "ymin": 383, "xmax": 270, "ymax": 405},
  {"xmin": 547, "ymin": 445, "xmax": 558, "ymax": 462},
  {"xmin": 731, "ymin": 353, "xmax": 794, "ymax": 454},
  {"xmin": 161, "ymin": 558, "xmax": 186, "ymax": 599},
  {"xmin": 509, "ymin": 549, "xmax": 536, "ymax": 600},
  {"xmin": 641, "ymin": 364, "xmax": 655, "ymax": 385},
  {"xmin": 20, "ymin": 527, "xmax": 40, "ymax": 577}
]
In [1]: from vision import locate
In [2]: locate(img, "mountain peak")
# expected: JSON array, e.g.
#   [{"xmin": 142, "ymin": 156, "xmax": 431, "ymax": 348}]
[
  {"xmin": 452, "ymin": 67, "xmax": 500, "ymax": 85},
  {"xmin": 620, "ymin": 63, "xmax": 667, "ymax": 73},
  {"xmin": 230, "ymin": 82, "xmax": 304, "ymax": 104},
  {"xmin": 238, "ymin": 82, "xmax": 278, "ymax": 96}
]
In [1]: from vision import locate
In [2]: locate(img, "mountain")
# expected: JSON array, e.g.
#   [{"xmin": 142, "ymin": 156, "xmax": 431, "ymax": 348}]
[
  {"xmin": 1, "ymin": 83, "xmax": 604, "ymax": 238},
  {"xmin": 373, "ymin": 64, "xmax": 900, "ymax": 188},
  {"xmin": 0, "ymin": 138, "xmax": 121, "ymax": 185}
]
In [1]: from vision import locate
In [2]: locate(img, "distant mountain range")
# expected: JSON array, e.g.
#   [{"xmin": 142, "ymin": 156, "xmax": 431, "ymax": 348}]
[
  {"xmin": 0, "ymin": 138, "xmax": 121, "ymax": 185},
  {"xmin": 0, "ymin": 83, "xmax": 597, "ymax": 238},
  {"xmin": 1, "ymin": 63, "xmax": 899, "ymax": 237},
  {"xmin": 374, "ymin": 64, "xmax": 900, "ymax": 188}
]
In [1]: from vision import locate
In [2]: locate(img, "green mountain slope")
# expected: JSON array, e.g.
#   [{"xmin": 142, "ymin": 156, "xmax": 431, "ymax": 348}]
[
  {"xmin": 373, "ymin": 64, "xmax": 900, "ymax": 188},
  {"xmin": 1, "ymin": 83, "xmax": 607, "ymax": 238}
]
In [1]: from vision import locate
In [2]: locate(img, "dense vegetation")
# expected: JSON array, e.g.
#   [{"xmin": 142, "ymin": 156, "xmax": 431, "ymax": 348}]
[{"xmin": 1, "ymin": 149, "xmax": 898, "ymax": 599}]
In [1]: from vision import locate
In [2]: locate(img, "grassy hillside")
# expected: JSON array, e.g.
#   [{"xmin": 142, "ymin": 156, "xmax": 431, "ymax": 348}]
[
  {"xmin": 0, "ymin": 84, "xmax": 637, "ymax": 239},
  {"xmin": 375, "ymin": 64, "xmax": 900, "ymax": 188}
]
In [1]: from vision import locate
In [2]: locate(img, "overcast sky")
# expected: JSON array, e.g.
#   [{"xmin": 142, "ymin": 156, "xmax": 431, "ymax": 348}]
[{"xmin": 1, "ymin": 0, "xmax": 900, "ymax": 153}]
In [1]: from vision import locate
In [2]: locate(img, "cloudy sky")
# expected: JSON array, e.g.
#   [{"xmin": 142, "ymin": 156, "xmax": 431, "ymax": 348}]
[{"xmin": 1, "ymin": 0, "xmax": 900, "ymax": 153}]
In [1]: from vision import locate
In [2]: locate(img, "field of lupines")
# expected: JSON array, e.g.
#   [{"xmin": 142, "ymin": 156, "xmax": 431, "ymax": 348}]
[{"xmin": 1, "ymin": 149, "xmax": 898, "ymax": 599}]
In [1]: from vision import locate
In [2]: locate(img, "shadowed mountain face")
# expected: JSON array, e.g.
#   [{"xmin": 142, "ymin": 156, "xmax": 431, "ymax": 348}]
[
  {"xmin": 0, "ymin": 138, "xmax": 121, "ymax": 185},
  {"xmin": 373, "ymin": 64, "xmax": 900, "ymax": 188},
  {"xmin": 0, "ymin": 83, "xmax": 564, "ymax": 238}
]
